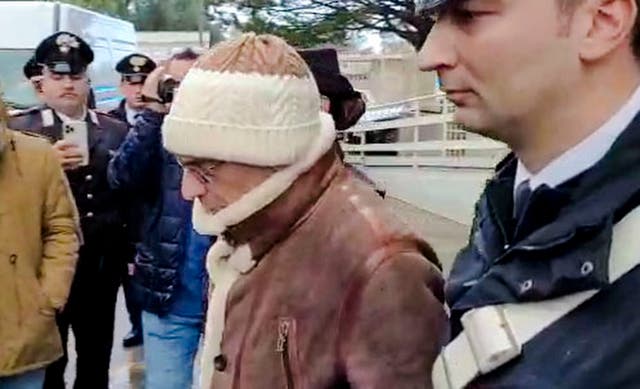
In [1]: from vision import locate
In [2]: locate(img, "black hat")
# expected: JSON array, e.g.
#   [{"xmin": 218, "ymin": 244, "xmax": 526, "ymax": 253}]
[
  {"xmin": 299, "ymin": 48, "xmax": 365, "ymax": 131},
  {"xmin": 23, "ymin": 56, "xmax": 43, "ymax": 80},
  {"xmin": 116, "ymin": 53, "xmax": 157, "ymax": 84},
  {"xmin": 35, "ymin": 31, "xmax": 94, "ymax": 75},
  {"xmin": 299, "ymin": 48, "xmax": 358, "ymax": 99}
]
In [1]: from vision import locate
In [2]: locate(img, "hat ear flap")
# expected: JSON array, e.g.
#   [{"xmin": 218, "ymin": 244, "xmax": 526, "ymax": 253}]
[{"xmin": 330, "ymin": 93, "xmax": 365, "ymax": 131}]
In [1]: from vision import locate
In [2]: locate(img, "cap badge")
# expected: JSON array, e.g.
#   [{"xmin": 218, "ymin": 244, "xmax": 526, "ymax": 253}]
[
  {"xmin": 56, "ymin": 34, "xmax": 80, "ymax": 54},
  {"xmin": 130, "ymin": 56, "xmax": 147, "ymax": 73}
]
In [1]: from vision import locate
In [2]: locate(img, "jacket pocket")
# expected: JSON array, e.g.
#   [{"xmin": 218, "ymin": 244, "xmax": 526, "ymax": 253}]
[{"xmin": 276, "ymin": 318, "xmax": 298, "ymax": 389}]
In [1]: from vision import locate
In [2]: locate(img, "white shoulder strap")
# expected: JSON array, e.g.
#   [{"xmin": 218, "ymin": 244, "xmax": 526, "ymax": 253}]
[
  {"xmin": 41, "ymin": 109, "xmax": 55, "ymax": 127},
  {"xmin": 88, "ymin": 110, "xmax": 99, "ymax": 125},
  {"xmin": 433, "ymin": 205, "xmax": 640, "ymax": 389}
]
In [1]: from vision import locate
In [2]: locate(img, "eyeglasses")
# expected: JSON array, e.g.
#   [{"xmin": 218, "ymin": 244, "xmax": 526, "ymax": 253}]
[{"xmin": 177, "ymin": 157, "xmax": 222, "ymax": 185}]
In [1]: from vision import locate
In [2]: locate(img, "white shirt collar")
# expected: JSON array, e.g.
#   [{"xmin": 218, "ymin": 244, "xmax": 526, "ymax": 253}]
[
  {"xmin": 515, "ymin": 83, "xmax": 640, "ymax": 193},
  {"xmin": 55, "ymin": 106, "xmax": 88, "ymax": 124},
  {"xmin": 125, "ymin": 104, "xmax": 141, "ymax": 126}
]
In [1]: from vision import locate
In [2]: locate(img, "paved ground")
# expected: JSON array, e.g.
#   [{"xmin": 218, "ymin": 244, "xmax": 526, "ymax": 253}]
[
  {"xmin": 385, "ymin": 197, "xmax": 469, "ymax": 274},
  {"xmin": 63, "ymin": 196, "xmax": 469, "ymax": 388}
]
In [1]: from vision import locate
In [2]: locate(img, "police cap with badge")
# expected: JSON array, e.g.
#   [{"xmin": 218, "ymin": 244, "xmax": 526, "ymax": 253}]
[
  {"xmin": 35, "ymin": 31, "xmax": 94, "ymax": 75},
  {"xmin": 115, "ymin": 54, "xmax": 157, "ymax": 85}
]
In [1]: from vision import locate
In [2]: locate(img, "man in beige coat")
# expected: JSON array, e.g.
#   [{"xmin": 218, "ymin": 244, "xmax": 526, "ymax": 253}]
[
  {"xmin": 0, "ymin": 97, "xmax": 80, "ymax": 388},
  {"xmin": 154, "ymin": 33, "xmax": 447, "ymax": 389}
]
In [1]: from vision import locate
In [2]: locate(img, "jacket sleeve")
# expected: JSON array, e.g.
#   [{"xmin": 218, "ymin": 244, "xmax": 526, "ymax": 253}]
[
  {"xmin": 340, "ymin": 251, "xmax": 448, "ymax": 389},
  {"xmin": 107, "ymin": 109, "xmax": 165, "ymax": 192},
  {"xmin": 40, "ymin": 146, "xmax": 81, "ymax": 310}
]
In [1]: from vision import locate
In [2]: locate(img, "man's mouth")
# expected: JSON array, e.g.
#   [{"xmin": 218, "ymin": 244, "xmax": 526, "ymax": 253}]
[{"xmin": 442, "ymin": 89, "xmax": 475, "ymax": 105}]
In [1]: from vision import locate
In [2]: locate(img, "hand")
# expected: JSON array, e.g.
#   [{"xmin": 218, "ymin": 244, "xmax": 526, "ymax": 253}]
[
  {"xmin": 52, "ymin": 140, "xmax": 85, "ymax": 170},
  {"xmin": 128, "ymin": 263, "xmax": 135, "ymax": 276},
  {"xmin": 141, "ymin": 66, "xmax": 169, "ymax": 113}
]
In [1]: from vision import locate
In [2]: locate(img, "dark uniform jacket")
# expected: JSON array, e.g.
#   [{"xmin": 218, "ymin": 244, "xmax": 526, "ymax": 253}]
[
  {"xmin": 447, "ymin": 114, "xmax": 640, "ymax": 388},
  {"xmin": 108, "ymin": 100, "xmax": 127, "ymax": 126},
  {"xmin": 8, "ymin": 106, "xmax": 128, "ymax": 246}
]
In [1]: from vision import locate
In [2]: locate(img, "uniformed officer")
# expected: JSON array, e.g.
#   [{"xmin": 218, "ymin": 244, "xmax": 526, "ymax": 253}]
[
  {"xmin": 9, "ymin": 31, "xmax": 128, "ymax": 389},
  {"xmin": 418, "ymin": 0, "xmax": 640, "ymax": 387},
  {"xmin": 108, "ymin": 53, "xmax": 157, "ymax": 349},
  {"xmin": 110, "ymin": 53, "xmax": 156, "ymax": 126}
]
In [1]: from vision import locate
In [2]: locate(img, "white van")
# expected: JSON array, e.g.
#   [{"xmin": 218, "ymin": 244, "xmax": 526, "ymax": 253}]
[{"xmin": 0, "ymin": 1, "xmax": 137, "ymax": 110}]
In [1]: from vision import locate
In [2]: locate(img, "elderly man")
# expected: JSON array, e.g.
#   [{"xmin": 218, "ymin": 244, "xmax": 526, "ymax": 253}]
[
  {"xmin": 0, "ymin": 96, "xmax": 80, "ymax": 388},
  {"xmin": 157, "ymin": 33, "xmax": 447, "ymax": 389},
  {"xmin": 419, "ymin": 0, "xmax": 640, "ymax": 387}
]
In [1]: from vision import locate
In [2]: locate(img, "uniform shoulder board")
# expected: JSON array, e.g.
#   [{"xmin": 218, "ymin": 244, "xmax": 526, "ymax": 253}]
[
  {"xmin": 96, "ymin": 110, "xmax": 128, "ymax": 128},
  {"xmin": 8, "ymin": 106, "xmax": 41, "ymax": 118},
  {"xmin": 95, "ymin": 110, "xmax": 123, "ymax": 120}
]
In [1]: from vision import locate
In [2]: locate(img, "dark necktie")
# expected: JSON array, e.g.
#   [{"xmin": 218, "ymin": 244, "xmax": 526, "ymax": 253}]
[{"xmin": 513, "ymin": 179, "xmax": 532, "ymax": 224}]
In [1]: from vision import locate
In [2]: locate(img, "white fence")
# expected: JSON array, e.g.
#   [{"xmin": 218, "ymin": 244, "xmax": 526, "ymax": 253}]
[{"xmin": 339, "ymin": 93, "xmax": 509, "ymax": 170}]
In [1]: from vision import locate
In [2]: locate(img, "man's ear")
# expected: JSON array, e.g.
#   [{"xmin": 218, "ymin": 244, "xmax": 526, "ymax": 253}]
[{"xmin": 579, "ymin": 0, "xmax": 638, "ymax": 61}]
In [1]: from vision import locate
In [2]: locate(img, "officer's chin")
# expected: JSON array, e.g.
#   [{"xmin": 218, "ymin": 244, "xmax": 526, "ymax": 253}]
[
  {"xmin": 58, "ymin": 95, "xmax": 82, "ymax": 105},
  {"xmin": 130, "ymin": 100, "xmax": 146, "ymax": 109}
]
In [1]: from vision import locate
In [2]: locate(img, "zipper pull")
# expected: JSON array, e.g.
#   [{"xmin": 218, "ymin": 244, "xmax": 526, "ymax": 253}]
[{"xmin": 276, "ymin": 320, "xmax": 290, "ymax": 352}]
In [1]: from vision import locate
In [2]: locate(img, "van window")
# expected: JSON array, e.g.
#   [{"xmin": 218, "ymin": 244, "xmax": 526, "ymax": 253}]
[
  {"xmin": 90, "ymin": 42, "xmax": 121, "ymax": 109},
  {"xmin": 0, "ymin": 49, "xmax": 38, "ymax": 109}
]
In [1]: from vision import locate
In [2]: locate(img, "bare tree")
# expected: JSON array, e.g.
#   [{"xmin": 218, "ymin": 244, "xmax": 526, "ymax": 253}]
[{"xmin": 207, "ymin": 0, "xmax": 433, "ymax": 49}]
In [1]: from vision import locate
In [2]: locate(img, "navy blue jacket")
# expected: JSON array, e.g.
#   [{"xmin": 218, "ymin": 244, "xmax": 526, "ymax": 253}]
[
  {"xmin": 449, "ymin": 116, "xmax": 640, "ymax": 388},
  {"xmin": 108, "ymin": 110, "xmax": 204, "ymax": 315},
  {"xmin": 108, "ymin": 99, "xmax": 128, "ymax": 126}
]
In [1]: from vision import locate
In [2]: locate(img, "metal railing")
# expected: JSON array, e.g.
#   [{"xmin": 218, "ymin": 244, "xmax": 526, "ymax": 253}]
[{"xmin": 339, "ymin": 93, "xmax": 510, "ymax": 170}]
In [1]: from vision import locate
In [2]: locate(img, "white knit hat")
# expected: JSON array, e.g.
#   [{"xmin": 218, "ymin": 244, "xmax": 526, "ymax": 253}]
[
  {"xmin": 162, "ymin": 33, "xmax": 336, "ymax": 232},
  {"xmin": 163, "ymin": 39, "xmax": 335, "ymax": 166}
]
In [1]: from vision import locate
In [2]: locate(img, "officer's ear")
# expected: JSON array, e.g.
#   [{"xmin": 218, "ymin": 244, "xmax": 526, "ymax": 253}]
[
  {"xmin": 32, "ymin": 80, "xmax": 43, "ymax": 94},
  {"xmin": 578, "ymin": 0, "xmax": 638, "ymax": 62}
]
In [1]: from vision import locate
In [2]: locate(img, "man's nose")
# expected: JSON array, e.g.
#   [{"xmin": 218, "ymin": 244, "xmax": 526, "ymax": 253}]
[
  {"xmin": 418, "ymin": 21, "xmax": 457, "ymax": 73},
  {"xmin": 181, "ymin": 170, "xmax": 206, "ymax": 201},
  {"xmin": 63, "ymin": 76, "xmax": 75, "ymax": 88}
]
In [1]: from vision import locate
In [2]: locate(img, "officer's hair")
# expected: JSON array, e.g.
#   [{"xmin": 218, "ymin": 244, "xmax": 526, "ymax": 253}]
[
  {"xmin": 557, "ymin": 0, "xmax": 640, "ymax": 59},
  {"xmin": 170, "ymin": 48, "xmax": 200, "ymax": 62}
]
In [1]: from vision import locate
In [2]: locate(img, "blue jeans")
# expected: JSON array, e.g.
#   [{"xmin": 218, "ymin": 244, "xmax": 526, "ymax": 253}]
[
  {"xmin": 0, "ymin": 368, "xmax": 45, "ymax": 389},
  {"xmin": 142, "ymin": 311, "xmax": 202, "ymax": 389}
]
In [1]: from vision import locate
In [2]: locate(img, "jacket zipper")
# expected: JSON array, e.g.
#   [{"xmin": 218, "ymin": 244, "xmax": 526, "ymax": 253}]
[{"xmin": 276, "ymin": 320, "xmax": 294, "ymax": 389}]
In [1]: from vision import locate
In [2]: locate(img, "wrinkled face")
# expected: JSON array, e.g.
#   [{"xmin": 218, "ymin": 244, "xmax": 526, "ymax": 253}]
[
  {"xmin": 180, "ymin": 157, "xmax": 276, "ymax": 214},
  {"xmin": 418, "ymin": 0, "xmax": 580, "ymax": 142},
  {"xmin": 40, "ymin": 68, "xmax": 90, "ymax": 113},
  {"xmin": 120, "ymin": 79, "xmax": 145, "ymax": 109}
]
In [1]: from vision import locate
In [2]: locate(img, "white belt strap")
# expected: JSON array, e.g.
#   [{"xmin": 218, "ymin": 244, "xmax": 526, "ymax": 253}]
[{"xmin": 433, "ymin": 205, "xmax": 640, "ymax": 389}]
